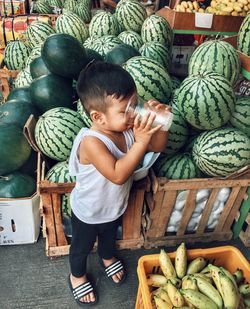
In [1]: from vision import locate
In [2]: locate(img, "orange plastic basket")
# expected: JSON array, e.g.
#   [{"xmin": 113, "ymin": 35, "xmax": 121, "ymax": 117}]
[{"xmin": 137, "ymin": 246, "xmax": 250, "ymax": 309}]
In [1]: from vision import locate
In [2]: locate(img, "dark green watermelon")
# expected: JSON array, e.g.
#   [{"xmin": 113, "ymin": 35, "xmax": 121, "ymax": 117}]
[
  {"xmin": 106, "ymin": 43, "xmax": 140, "ymax": 65},
  {"xmin": 42, "ymin": 33, "xmax": 88, "ymax": 79},
  {"xmin": 0, "ymin": 172, "xmax": 36, "ymax": 198},
  {"xmin": 85, "ymin": 48, "xmax": 104, "ymax": 63},
  {"xmin": 30, "ymin": 74, "xmax": 73, "ymax": 113},
  {"xmin": 7, "ymin": 87, "xmax": 32, "ymax": 104},
  {"xmin": 30, "ymin": 56, "xmax": 51, "ymax": 79},
  {"xmin": 0, "ymin": 124, "xmax": 31, "ymax": 175}
]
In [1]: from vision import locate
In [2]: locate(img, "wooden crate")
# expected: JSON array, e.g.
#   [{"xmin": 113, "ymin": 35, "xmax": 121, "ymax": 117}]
[
  {"xmin": 0, "ymin": 67, "xmax": 19, "ymax": 100},
  {"xmin": 39, "ymin": 170, "xmax": 148, "ymax": 257},
  {"xmin": 144, "ymin": 167, "xmax": 250, "ymax": 249},
  {"xmin": 239, "ymin": 213, "xmax": 250, "ymax": 247}
]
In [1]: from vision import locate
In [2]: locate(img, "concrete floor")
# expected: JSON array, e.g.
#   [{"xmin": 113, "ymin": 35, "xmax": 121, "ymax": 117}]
[{"xmin": 1, "ymin": 237, "xmax": 250, "ymax": 309}]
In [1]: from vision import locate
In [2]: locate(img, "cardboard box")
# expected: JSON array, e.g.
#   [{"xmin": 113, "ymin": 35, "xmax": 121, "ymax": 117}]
[
  {"xmin": 157, "ymin": 0, "xmax": 245, "ymax": 33},
  {"xmin": 172, "ymin": 45, "xmax": 195, "ymax": 65}
]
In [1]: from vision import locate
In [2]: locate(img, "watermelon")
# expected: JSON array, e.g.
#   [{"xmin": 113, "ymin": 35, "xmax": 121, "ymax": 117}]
[
  {"xmin": 188, "ymin": 40, "xmax": 240, "ymax": 85},
  {"xmin": 63, "ymin": 0, "xmax": 77, "ymax": 11},
  {"xmin": 26, "ymin": 21, "xmax": 55, "ymax": 49},
  {"xmin": 230, "ymin": 96, "xmax": 250, "ymax": 137},
  {"xmin": 25, "ymin": 46, "xmax": 42, "ymax": 67},
  {"xmin": 56, "ymin": 11, "xmax": 89, "ymax": 44},
  {"xmin": 177, "ymin": 72, "xmax": 235, "ymax": 130},
  {"xmin": 15, "ymin": 67, "xmax": 33, "ymax": 88},
  {"xmin": 238, "ymin": 13, "xmax": 250, "ymax": 56},
  {"xmin": 89, "ymin": 11, "xmax": 119, "ymax": 37},
  {"xmin": 77, "ymin": 99, "xmax": 92, "ymax": 127},
  {"xmin": 154, "ymin": 153, "xmax": 200, "ymax": 179},
  {"xmin": 139, "ymin": 42, "xmax": 171, "ymax": 69},
  {"xmin": 30, "ymin": 74, "xmax": 73, "ymax": 113},
  {"xmin": 106, "ymin": 43, "xmax": 140, "ymax": 65},
  {"xmin": 123, "ymin": 56, "xmax": 172, "ymax": 103},
  {"xmin": 0, "ymin": 124, "xmax": 31, "ymax": 175},
  {"xmin": 141, "ymin": 14, "xmax": 173, "ymax": 48},
  {"xmin": 35, "ymin": 107, "xmax": 85, "ymax": 161},
  {"xmin": 30, "ymin": 56, "xmax": 50, "ymax": 79},
  {"xmin": 42, "ymin": 33, "xmax": 88, "ymax": 79},
  {"xmin": 171, "ymin": 76, "xmax": 181, "ymax": 91},
  {"xmin": 4, "ymin": 40, "xmax": 30, "ymax": 71},
  {"xmin": 85, "ymin": 48, "xmax": 104, "ymax": 63},
  {"xmin": 164, "ymin": 107, "xmax": 189, "ymax": 155},
  {"xmin": 34, "ymin": 0, "xmax": 53, "ymax": 13},
  {"xmin": 7, "ymin": 87, "xmax": 32, "ymax": 104},
  {"xmin": 192, "ymin": 128, "xmax": 250, "ymax": 177},
  {"xmin": 115, "ymin": 0, "xmax": 147, "ymax": 33},
  {"xmin": 90, "ymin": 35, "xmax": 122, "ymax": 57},
  {"xmin": 83, "ymin": 36, "xmax": 96, "ymax": 49},
  {"xmin": 0, "ymin": 172, "xmax": 36, "ymax": 198},
  {"xmin": 118, "ymin": 30, "xmax": 143, "ymax": 51},
  {"xmin": 74, "ymin": 2, "xmax": 91, "ymax": 23}
]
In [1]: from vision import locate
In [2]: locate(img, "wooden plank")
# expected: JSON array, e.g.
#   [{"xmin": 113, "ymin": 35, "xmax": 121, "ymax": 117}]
[
  {"xmin": 39, "ymin": 181, "xmax": 75, "ymax": 194},
  {"xmin": 177, "ymin": 190, "xmax": 197, "ymax": 236},
  {"xmin": 196, "ymin": 188, "xmax": 219, "ymax": 234},
  {"xmin": 223, "ymin": 186, "xmax": 248, "ymax": 231},
  {"xmin": 42, "ymin": 193, "xmax": 57, "ymax": 247},
  {"xmin": 214, "ymin": 186, "xmax": 241, "ymax": 232}
]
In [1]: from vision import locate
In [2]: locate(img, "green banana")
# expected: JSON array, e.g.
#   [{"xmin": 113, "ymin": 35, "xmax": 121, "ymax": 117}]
[
  {"xmin": 195, "ymin": 276, "xmax": 223, "ymax": 309},
  {"xmin": 180, "ymin": 289, "xmax": 218, "ymax": 309},
  {"xmin": 243, "ymin": 296, "xmax": 250, "ymax": 307},
  {"xmin": 175, "ymin": 242, "xmax": 187, "ymax": 279},
  {"xmin": 153, "ymin": 287, "xmax": 172, "ymax": 304},
  {"xmin": 160, "ymin": 249, "xmax": 176, "ymax": 279},
  {"xmin": 219, "ymin": 271, "xmax": 240, "ymax": 309},
  {"xmin": 186, "ymin": 257, "xmax": 207, "ymax": 275},
  {"xmin": 220, "ymin": 266, "xmax": 238, "ymax": 290},
  {"xmin": 167, "ymin": 278, "xmax": 182, "ymax": 289},
  {"xmin": 182, "ymin": 276, "xmax": 198, "ymax": 291},
  {"xmin": 233, "ymin": 269, "xmax": 244, "ymax": 285},
  {"xmin": 147, "ymin": 274, "xmax": 168, "ymax": 287},
  {"xmin": 239, "ymin": 284, "xmax": 250, "ymax": 295},
  {"xmin": 173, "ymin": 307, "xmax": 190, "ymax": 309},
  {"xmin": 154, "ymin": 295, "xmax": 173, "ymax": 309},
  {"xmin": 207, "ymin": 264, "xmax": 223, "ymax": 296},
  {"xmin": 200, "ymin": 265, "xmax": 210, "ymax": 274},
  {"xmin": 192, "ymin": 273, "xmax": 213, "ymax": 284},
  {"xmin": 166, "ymin": 280, "xmax": 185, "ymax": 307}
]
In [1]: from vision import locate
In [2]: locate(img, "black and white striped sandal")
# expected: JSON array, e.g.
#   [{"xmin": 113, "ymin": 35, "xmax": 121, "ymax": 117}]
[
  {"xmin": 68, "ymin": 275, "xmax": 98, "ymax": 306},
  {"xmin": 101, "ymin": 259, "xmax": 126, "ymax": 285}
]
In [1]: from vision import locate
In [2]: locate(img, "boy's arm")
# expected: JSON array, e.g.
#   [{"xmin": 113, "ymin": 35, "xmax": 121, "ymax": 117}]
[{"xmin": 147, "ymin": 130, "xmax": 169, "ymax": 152}]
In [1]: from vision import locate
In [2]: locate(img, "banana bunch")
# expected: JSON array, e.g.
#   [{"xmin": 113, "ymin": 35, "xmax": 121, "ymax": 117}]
[
  {"xmin": 205, "ymin": 0, "xmax": 250, "ymax": 16},
  {"xmin": 148, "ymin": 243, "xmax": 250, "ymax": 309}
]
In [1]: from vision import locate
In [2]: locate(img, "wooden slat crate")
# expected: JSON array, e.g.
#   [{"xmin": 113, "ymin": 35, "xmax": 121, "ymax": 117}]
[
  {"xmin": 0, "ymin": 67, "xmax": 19, "ymax": 99},
  {"xmin": 144, "ymin": 167, "xmax": 250, "ymax": 249},
  {"xmin": 239, "ymin": 213, "xmax": 250, "ymax": 247},
  {"xmin": 39, "ymin": 169, "xmax": 148, "ymax": 257}
]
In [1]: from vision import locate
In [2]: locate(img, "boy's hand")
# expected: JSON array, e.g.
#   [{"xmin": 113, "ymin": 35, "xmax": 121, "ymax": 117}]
[
  {"xmin": 147, "ymin": 99, "xmax": 172, "ymax": 113},
  {"xmin": 133, "ymin": 111, "xmax": 162, "ymax": 147}
]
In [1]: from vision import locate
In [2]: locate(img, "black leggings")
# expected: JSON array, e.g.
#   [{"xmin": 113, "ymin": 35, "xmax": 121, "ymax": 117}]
[{"xmin": 69, "ymin": 212, "xmax": 120, "ymax": 277}]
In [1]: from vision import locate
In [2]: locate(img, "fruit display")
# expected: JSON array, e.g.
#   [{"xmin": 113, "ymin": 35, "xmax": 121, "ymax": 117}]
[{"xmin": 148, "ymin": 243, "xmax": 250, "ymax": 308}]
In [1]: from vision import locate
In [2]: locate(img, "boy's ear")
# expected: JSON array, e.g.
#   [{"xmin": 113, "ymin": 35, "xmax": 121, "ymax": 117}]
[{"xmin": 90, "ymin": 110, "xmax": 105, "ymax": 124}]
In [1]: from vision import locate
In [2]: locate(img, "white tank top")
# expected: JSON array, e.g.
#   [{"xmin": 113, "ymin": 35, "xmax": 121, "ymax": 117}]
[{"xmin": 68, "ymin": 128, "xmax": 134, "ymax": 224}]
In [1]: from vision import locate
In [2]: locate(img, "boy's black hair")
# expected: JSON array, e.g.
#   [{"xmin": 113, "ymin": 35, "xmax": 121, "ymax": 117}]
[{"xmin": 76, "ymin": 61, "xmax": 136, "ymax": 114}]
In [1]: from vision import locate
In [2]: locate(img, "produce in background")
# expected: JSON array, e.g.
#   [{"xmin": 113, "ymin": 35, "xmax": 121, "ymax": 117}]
[
  {"xmin": 89, "ymin": 10, "xmax": 120, "ymax": 37},
  {"xmin": 141, "ymin": 14, "xmax": 173, "ymax": 48},
  {"xmin": 4, "ymin": 40, "xmax": 30, "ymax": 71},
  {"xmin": 177, "ymin": 72, "xmax": 236, "ymax": 130},
  {"xmin": 63, "ymin": 0, "xmax": 78, "ymax": 11},
  {"xmin": 106, "ymin": 43, "xmax": 140, "ymax": 65},
  {"xmin": 230, "ymin": 96, "xmax": 250, "ymax": 137},
  {"xmin": 118, "ymin": 30, "xmax": 143, "ymax": 51},
  {"xmin": 33, "ymin": 0, "xmax": 53, "ymax": 14},
  {"xmin": 74, "ymin": 2, "xmax": 92, "ymax": 23},
  {"xmin": 188, "ymin": 40, "xmax": 240, "ymax": 86},
  {"xmin": 192, "ymin": 128, "xmax": 250, "ymax": 177},
  {"xmin": 0, "ymin": 124, "xmax": 31, "ymax": 175},
  {"xmin": 29, "ymin": 56, "xmax": 51, "ymax": 79},
  {"xmin": 89, "ymin": 35, "xmax": 122, "ymax": 57},
  {"xmin": 25, "ymin": 46, "xmax": 42, "ymax": 67},
  {"xmin": 115, "ymin": 0, "xmax": 147, "ymax": 33},
  {"xmin": 26, "ymin": 21, "xmax": 56, "ymax": 49},
  {"xmin": 0, "ymin": 172, "xmax": 36, "ymax": 198},
  {"xmin": 123, "ymin": 56, "xmax": 172, "ymax": 103},
  {"xmin": 14, "ymin": 66, "xmax": 33, "ymax": 88},
  {"xmin": 238, "ymin": 13, "xmax": 250, "ymax": 55},
  {"xmin": 34, "ymin": 107, "xmax": 85, "ymax": 161}
]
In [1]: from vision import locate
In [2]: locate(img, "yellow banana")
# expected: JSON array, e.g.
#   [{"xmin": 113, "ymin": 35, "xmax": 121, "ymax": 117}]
[
  {"xmin": 160, "ymin": 249, "xmax": 176, "ymax": 279},
  {"xmin": 186, "ymin": 257, "xmax": 207, "ymax": 275},
  {"xmin": 207, "ymin": 264, "xmax": 223, "ymax": 296},
  {"xmin": 200, "ymin": 265, "xmax": 210, "ymax": 274},
  {"xmin": 167, "ymin": 278, "xmax": 182, "ymax": 289},
  {"xmin": 153, "ymin": 287, "xmax": 172, "ymax": 304},
  {"xmin": 173, "ymin": 307, "xmax": 190, "ymax": 309},
  {"xmin": 175, "ymin": 242, "xmax": 187, "ymax": 279},
  {"xmin": 195, "ymin": 276, "xmax": 223, "ymax": 309},
  {"xmin": 154, "ymin": 296, "xmax": 173, "ymax": 309},
  {"xmin": 147, "ymin": 274, "xmax": 168, "ymax": 287},
  {"xmin": 166, "ymin": 281, "xmax": 185, "ymax": 307},
  {"xmin": 192, "ymin": 273, "xmax": 213, "ymax": 284},
  {"xmin": 180, "ymin": 289, "xmax": 218, "ymax": 309},
  {"xmin": 220, "ymin": 266, "xmax": 238, "ymax": 290},
  {"xmin": 182, "ymin": 276, "xmax": 198, "ymax": 291},
  {"xmin": 219, "ymin": 271, "xmax": 240, "ymax": 309},
  {"xmin": 233, "ymin": 269, "xmax": 244, "ymax": 285},
  {"xmin": 239, "ymin": 284, "xmax": 250, "ymax": 295}
]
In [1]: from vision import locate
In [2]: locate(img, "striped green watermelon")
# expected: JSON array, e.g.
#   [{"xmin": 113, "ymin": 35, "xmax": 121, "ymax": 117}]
[
  {"xmin": 169, "ymin": 89, "xmax": 179, "ymax": 110},
  {"xmin": 34, "ymin": 1, "xmax": 53, "ymax": 13},
  {"xmin": 46, "ymin": 161, "xmax": 75, "ymax": 216},
  {"xmin": 118, "ymin": 30, "xmax": 143, "ymax": 51},
  {"xmin": 83, "ymin": 36, "xmax": 96, "ymax": 49},
  {"xmin": 192, "ymin": 128, "xmax": 250, "ymax": 177},
  {"xmin": 154, "ymin": 153, "xmax": 200, "ymax": 179},
  {"xmin": 26, "ymin": 21, "xmax": 55, "ymax": 49},
  {"xmin": 164, "ymin": 107, "xmax": 189, "ymax": 155},
  {"xmin": 238, "ymin": 13, "xmax": 250, "ymax": 56},
  {"xmin": 4, "ymin": 41, "xmax": 30, "ymax": 71},
  {"xmin": 141, "ymin": 14, "xmax": 173, "ymax": 48},
  {"xmin": 230, "ymin": 96, "xmax": 250, "ymax": 137},
  {"xmin": 78, "ymin": 0, "xmax": 92, "ymax": 9},
  {"xmin": 90, "ymin": 35, "xmax": 122, "ymax": 57},
  {"xmin": 89, "ymin": 11, "xmax": 119, "ymax": 37},
  {"xmin": 139, "ymin": 42, "xmax": 171, "ymax": 69},
  {"xmin": 188, "ymin": 40, "xmax": 240, "ymax": 85},
  {"xmin": 35, "ymin": 107, "xmax": 85, "ymax": 161},
  {"xmin": 77, "ymin": 99, "xmax": 92, "ymax": 128},
  {"xmin": 15, "ymin": 67, "xmax": 33, "ymax": 88},
  {"xmin": 56, "ymin": 12, "xmax": 89, "ymax": 44},
  {"xmin": 116, "ymin": 0, "xmax": 147, "ymax": 33},
  {"xmin": 48, "ymin": 0, "xmax": 63, "ymax": 7},
  {"xmin": 184, "ymin": 135, "xmax": 199, "ymax": 153},
  {"xmin": 63, "ymin": 0, "xmax": 77, "ymax": 11},
  {"xmin": 177, "ymin": 72, "xmax": 235, "ymax": 130},
  {"xmin": 74, "ymin": 2, "xmax": 91, "ymax": 23},
  {"xmin": 171, "ymin": 76, "xmax": 181, "ymax": 91},
  {"xmin": 123, "ymin": 56, "xmax": 172, "ymax": 103},
  {"xmin": 25, "ymin": 46, "xmax": 42, "ymax": 67}
]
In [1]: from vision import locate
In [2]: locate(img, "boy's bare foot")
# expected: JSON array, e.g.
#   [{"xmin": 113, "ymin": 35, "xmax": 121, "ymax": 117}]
[
  {"xmin": 69, "ymin": 274, "xmax": 96, "ymax": 303},
  {"xmin": 102, "ymin": 257, "xmax": 125, "ymax": 283}
]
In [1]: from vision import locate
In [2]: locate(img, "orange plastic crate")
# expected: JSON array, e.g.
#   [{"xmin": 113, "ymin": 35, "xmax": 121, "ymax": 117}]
[{"xmin": 137, "ymin": 246, "xmax": 250, "ymax": 309}]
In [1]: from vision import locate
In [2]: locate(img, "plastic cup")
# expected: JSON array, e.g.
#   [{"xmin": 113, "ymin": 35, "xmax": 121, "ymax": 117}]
[{"xmin": 125, "ymin": 97, "xmax": 173, "ymax": 131}]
